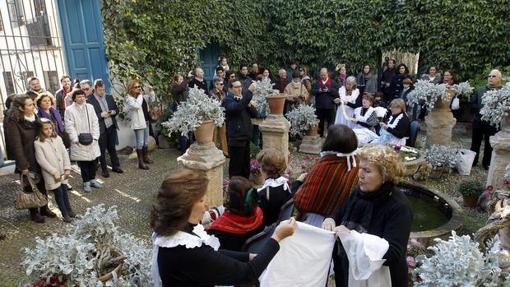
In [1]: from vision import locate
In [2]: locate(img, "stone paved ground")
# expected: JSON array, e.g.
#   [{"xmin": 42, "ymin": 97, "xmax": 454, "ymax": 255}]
[{"xmin": 0, "ymin": 122, "xmax": 491, "ymax": 285}]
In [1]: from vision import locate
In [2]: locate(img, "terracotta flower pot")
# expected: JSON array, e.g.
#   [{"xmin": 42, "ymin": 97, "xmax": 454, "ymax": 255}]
[
  {"xmin": 462, "ymin": 195, "xmax": 478, "ymax": 208},
  {"xmin": 306, "ymin": 126, "xmax": 319, "ymax": 136},
  {"xmin": 267, "ymin": 94, "xmax": 287, "ymax": 115},
  {"xmin": 194, "ymin": 120, "xmax": 215, "ymax": 144}
]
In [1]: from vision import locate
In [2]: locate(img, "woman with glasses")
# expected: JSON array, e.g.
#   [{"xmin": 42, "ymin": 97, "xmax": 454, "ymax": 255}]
[{"xmin": 125, "ymin": 79, "xmax": 151, "ymax": 170}]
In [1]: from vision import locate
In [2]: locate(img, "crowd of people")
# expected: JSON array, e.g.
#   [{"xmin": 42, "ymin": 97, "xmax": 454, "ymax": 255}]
[{"xmin": 3, "ymin": 76, "xmax": 158, "ymax": 223}]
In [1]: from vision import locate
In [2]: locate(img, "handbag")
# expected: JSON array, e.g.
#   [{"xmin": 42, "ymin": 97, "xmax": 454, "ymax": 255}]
[
  {"xmin": 451, "ymin": 96, "xmax": 460, "ymax": 111},
  {"xmin": 15, "ymin": 174, "xmax": 48, "ymax": 210},
  {"xmin": 77, "ymin": 105, "xmax": 93, "ymax": 145}
]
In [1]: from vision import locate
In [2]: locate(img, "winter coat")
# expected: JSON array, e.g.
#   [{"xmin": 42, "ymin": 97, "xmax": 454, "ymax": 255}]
[
  {"xmin": 64, "ymin": 102, "xmax": 101, "ymax": 161},
  {"xmin": 87, "ymin": 94, "xmax": 119, "ymax": 135},
  {"xmin": 34, "ymin": 136, "xmax": 71, "ymax": 190},
  {"xmin": 284, "ymin": 81, "xmax": 309, "ymax": 103},
  {"xmin": 357, "ymin": 72, "xmax": 378, "ymax": 94},
  {"xmin": 3, "ymin": 113, "xmax": 40, "ymax": 173},
  {"xmin": 125, "ymin": 94, "xmax": 147, "ymax": 130},
  {"xmin": 312, "ymin": 78, "xmax": 339, "ymax": 110},
  {"xmin": 222, "ymin": 91, "xmax": 258, "ymax": 144}
]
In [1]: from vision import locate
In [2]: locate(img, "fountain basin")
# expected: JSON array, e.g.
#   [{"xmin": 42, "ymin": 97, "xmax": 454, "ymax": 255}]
[{"xmin": 398, "ymin": 182, "xmax": 463, "ymax": 245}]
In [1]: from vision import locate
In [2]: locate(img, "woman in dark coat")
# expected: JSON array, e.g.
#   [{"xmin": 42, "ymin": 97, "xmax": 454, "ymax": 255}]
[
  {"xmin": 151, "ymin": 169, "xmax": 296, "ymax": 287},
  {"xmin": 323, "ymin": 145, "xmax": 412, "ymax": 287},
  {"xmin": 4, "ymin": 94, "xmax": 57, "ymax": 223}
]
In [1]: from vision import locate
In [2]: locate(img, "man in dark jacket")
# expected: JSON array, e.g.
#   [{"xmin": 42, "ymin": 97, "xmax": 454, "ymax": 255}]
[
  {"xmin": 380, "ymin": 59, "xmax": 396, "ymax": 104},
  {"xmin": 312, "ymin": 68, "xmax": 339, "ymax": 137},
  {"xmin": 188, "ymin": 67, "xmax": 208, "ymax": 92},
  {"xmin": 87, "ymin": 79, "xmax": 123, "ymax": 177},
  {"xmin": 238, "ymin": 64, "xmax": 253, "ymax": 91},
  {"xmin": 222, "ymin": 80, "xmax": 258, "ymax": 179},
  {"xmin": 55, "ymin": 75, "xmax": 72, "ymax": 116},
  {"xmin": 470, "ymin": 69, "xmax": 502, "ymax": 170}
]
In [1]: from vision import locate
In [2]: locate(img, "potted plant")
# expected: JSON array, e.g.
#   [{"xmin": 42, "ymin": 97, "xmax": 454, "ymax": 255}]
[
  {"xmin": 251, "ymin": 78, "xmax": 273, "ymax": 121},
  {"xmin": 22, "ymin": 205, "xmax": 152, "ymax": 286},
  {"xmin": 285, "ymin": 104, "xmax": 320, "ymax": 137},
  {"xmin": 425, "ymin": 145, "xmax": 458, "ymax": 179},
  {"xmin": 161, "ymin": 87, "xmax": 225, "ymax": 144},
  {"xmin": 458, "ymin": 179, "xmax": 484, "ymax": 207}
]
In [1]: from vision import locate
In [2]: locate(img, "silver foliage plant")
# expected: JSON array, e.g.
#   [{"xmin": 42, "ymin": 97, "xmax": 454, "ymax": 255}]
[
  {"xmin": 161, "ymin": 87, "xmax": 225, "ymax": 136},
  {"xmin": 480, "ymin": 82, "xmax": 510, "ymax": 127},
  {"xmin": 425, "ymin": 145, "xmax": 458, "ymax": 168},
  {"xmin": 414, "ymin": 231, "xmax": 509, "ymax": 286},
  {"xmin": 22, "ymin": 204, "xmax": 152, "ymax": 287},
  {"xmin": 252, "ymin": 78, "xmax": 278, "ymax": 118},
  {"xmin": 407, "ymin": 80, "xmax": 473, "ymax": 111},
  {"xmin": 285, "ymin": 104, "xmax": 320, "ymax": 137}
]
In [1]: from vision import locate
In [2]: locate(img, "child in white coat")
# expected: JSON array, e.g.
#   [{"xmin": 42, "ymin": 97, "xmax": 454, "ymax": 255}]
[{"xmin": 34, "ymin": 119, "xmax": 75, "ymax": 222}]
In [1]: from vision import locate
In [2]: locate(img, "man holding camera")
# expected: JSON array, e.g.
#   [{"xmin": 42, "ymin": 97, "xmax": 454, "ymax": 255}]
[
  {"xmin": 87, "ymin": 79, "xmax": 123, "ymax": 178},
  {"xmin": 312, "ymin": 68, "xmax": 339, "ymax": 137}
]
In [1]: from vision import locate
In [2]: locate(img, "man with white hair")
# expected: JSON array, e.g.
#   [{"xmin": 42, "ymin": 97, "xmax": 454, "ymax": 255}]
[
  {"xmin": 188, "ymin": 67, "xmax": 208, "ymax": 92},
  {"xmin": 80, "ymin": 79, "xmax": 94, "ymax": 98},
  {"xmin": 470, "ymin": 69, "xmax": 503, "ymax": 170}
]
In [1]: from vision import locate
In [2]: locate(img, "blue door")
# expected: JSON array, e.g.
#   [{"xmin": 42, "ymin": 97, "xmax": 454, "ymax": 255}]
[
  {"xmin": 199, "ymin": 44, "xmax": 220, "ymax": 83},
  {"xmin": 56, "ymin": 0, "xmax": 110, "ymax": 91}
]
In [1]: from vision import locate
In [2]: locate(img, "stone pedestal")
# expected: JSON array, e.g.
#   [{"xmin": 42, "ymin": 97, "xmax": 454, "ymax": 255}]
[
  {"xmin": 487, "ymin": 114, "xmax": 510, "ymax": 190},
  {"xmin": 425, "ymin": 98, "xmax": 456, "ymax": 146},
  {"xmin": 299, "ymin": 132, "xmax": 322, "ymax": 155},
  {"xmin": 177, "ymin": 142, "xmax": 226, "ymax": 207},
  {"xmin": 259, "ymin": 115, "xmax": 291, "ymax": 164}
]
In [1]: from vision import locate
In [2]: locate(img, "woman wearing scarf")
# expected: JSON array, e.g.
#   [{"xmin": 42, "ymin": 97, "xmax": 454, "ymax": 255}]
[
  {"xmin": 208, "ymin": 176, "xmax": 264, "ymax": 251},
  {"xmin": 323, "ymin": 145, "xmax": 412, "ymax": 287},
  {"xmin": 256, "ymin": 149, "xmax": 292, "ymax": 226},
  {"xmin": 35, "ymin": 92, "xmax": 69, "ymax": 148},
  {"xmin": 293, "ymin": 125, "xmax": 359, "ymax": 222}
]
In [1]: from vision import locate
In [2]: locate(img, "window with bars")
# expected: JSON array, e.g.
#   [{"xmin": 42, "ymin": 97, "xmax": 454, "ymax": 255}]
[
  {"xmin": 0, "ymin": 11, "xmax": 4, "ymax": 32},
  {"xmin": 2, "ymin": 72, "xmax": 15, "ymax": 96},
  {"xmin": 7, "ymin": 0, "xmax": 25, "ymax": 27},
  {"xmin": 43, "ymin": 71, "xmax": 59, "ymax": 94}
]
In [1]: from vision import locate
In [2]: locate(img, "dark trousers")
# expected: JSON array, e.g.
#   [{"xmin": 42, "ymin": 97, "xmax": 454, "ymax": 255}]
[
  {"xmin": 52, "ymin": 185, "xmax": 73, "ymax": 216},
  {"xmin": 470, "ymin": 119, "xmax": 498, "ymax": 167},
  {"xmin": 98, "ymin": 125, "xmax": 120, "ymax": 172},
  {"xmin": 77, "ymin": 159, "xmax": 98, "ymax": 182},
  {"xmin": 316, "ymin": 108, "xmax": 335, "ymax": 137},
  {"xmin": 228, "ymin": 140, "xmax": 250, "ymax": 179}
]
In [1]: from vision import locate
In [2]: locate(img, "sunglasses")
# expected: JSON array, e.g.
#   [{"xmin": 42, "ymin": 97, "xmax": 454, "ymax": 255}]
[
  {"xmin": 488, "ymin": 75, "xmax": 497, "ymax": 78},
  {"xmin": 82, "ymin": 88, "xmax": 90, "ymax": 91},
  {"xmin": 217, "ymin": 83, "xmax": 224, "ymax": 85},
  {"xmin": 134, "ymin": 86, "xmax": 141, "ymax": 88},
  {"xmin": 233, "ymin": 85, "xmax": 242, "ymax": 88}
]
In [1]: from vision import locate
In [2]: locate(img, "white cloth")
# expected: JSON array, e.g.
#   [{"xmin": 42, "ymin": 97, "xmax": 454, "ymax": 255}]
[
  {"xmin": 335, "ymin": 87, "xmax": 359, "ymax": 128},
  {"xmin": 320, "ymin": 150, "xmax": 358, "ymax": 171},
  {"xmin": 339, "ymin": 230, "xmax": 391, "ymax": 287},
  {"xmin": 151, "ymin": 224, "xmax": 220, "ymax": 287},
  {"xmin": 125, "ymin": 94, "xmax": 147, "ymax": 130},
  {"xmin": 64, "ymin": 102, "xmax": 101, "ymax": 161},
  {"xmin": 353, "ymin": 106, "xmax": 376, "ymax": 129},
  {"xmin": 259, "ymin": 222, "xmax": 335, "ymax": 287},
  {"xmin": 353, "ymin": 128, "xmax": 379, "ymax": 144}
]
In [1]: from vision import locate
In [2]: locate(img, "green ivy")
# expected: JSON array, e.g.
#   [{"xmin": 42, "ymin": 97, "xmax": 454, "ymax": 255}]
[{"xmin": 102, "ymin": 0, "xmax": 510, "ymax": 94}]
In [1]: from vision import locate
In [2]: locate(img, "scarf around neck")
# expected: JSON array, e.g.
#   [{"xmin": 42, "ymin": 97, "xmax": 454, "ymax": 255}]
[
  {"xmin": 209, "ymin": 207, "xmax": 264, "ymax": 235},
  {"xmin": 38, "ymin": 107, "xmax": 64, "ymax": 134},
  {"xmin": 341, "ymin": 182, "xmax": 394, "ymax": 233}
]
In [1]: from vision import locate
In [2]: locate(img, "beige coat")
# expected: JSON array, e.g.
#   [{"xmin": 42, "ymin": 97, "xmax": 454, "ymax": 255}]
[
  {"xmin": 64, "ymin": 102, "xmax": 101, "ymax": 161},
  {"xmin": 125, "ymin": 94, "xmax": 147, "ymax": 130},
  {"xmin": 34, "ymin": 136, "xmax": 71, "ymax": 190},
  {"xmin": 284, "ymin": 81, "xmax": 309, "ymax": 103}
]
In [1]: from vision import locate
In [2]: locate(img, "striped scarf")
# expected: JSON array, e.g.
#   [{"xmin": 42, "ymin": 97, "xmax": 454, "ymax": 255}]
[{"xmin": 294, "ymin": 155, "xmax": 359, "ymax": 217}]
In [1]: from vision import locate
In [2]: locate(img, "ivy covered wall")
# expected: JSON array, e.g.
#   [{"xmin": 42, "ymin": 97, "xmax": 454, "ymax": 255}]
[{"xmin": 102, "ymin": 0, "xmax": 510, "ymax": 95}]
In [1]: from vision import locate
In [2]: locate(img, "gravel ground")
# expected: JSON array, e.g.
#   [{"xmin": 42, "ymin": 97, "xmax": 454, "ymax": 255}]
[{"xmin": 0, "ymin": 122, "xmax": 492, "ymax": 285}]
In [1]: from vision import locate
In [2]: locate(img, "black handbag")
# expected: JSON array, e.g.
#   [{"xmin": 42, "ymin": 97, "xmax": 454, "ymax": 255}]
[{"xmin": 77, "ymin": 105, "xmax": 93, "ymax": 145}]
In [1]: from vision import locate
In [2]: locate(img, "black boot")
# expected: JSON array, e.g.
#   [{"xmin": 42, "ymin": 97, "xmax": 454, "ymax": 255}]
[
  {"xmin": 54, "ymin": 187, "xmax": 72, "ymax": 223},
  {"xmin": 137, "ymin": 149, "xmax": 149, "ymax": 170},
  {"xmin": 142, "ymin": 146, "xmax": 154, "ymax": 164},
  {"xmin": 40, "ymin": 205, "xmax": 57, "ymax": 218},
  {"xmin": 29, "ymin": 208, "xmax": 45, "ymax": 223}
]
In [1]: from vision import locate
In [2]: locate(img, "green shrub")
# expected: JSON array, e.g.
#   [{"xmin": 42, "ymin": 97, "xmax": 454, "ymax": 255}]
[{"xmin": 457, "ymin": 180, "xmax": 484, "ymax": 197}]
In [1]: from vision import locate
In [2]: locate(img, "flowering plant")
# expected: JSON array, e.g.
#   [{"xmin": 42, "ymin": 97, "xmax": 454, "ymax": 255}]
[
  {"xmin": 425, "ymin": 145, "xmax": 458, "ymax": 168},
  {"xmin": 285, "ymin": 104, "xmax": 320, "ymax": 137},
  {"xmin": 480, "ymin": 82, "xmax": 510, "ymax": 126},
  {"xmin": 161, "ymin": 87, "xmax": 225, "ymax": 136},
  {"xmin": 413, "ymin": 232, "xmax": 508, "ymax": 286},
  {"xmin": 252, "ymin": 78, "xmax": 278, "ymax": 117},
  {"xmin": 22, "ymin": 205, "xmax": 152, "ymax": 287},
  {"xmin": 407, "ymin": 80, "xmax": 473, "ymax": 111}
]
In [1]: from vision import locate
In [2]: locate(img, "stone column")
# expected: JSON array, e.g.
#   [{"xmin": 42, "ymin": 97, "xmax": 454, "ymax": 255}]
[
  {"xmin": 259, "ymin": 114, "xmax": 291, "ymax": 164},
  {"xmin": 177, "ymin": 142, "xmax": 226, "ymax": 207},
  {"xmin": 299, "ymin": 126, "xmax": 322, "ymax": 155},
  {"xmin": 425, "ymin": 96, "xmax": 456, "ymax": 146},
  {"xmin": 486, "ymin": 113, "xmax": 510, "ymax": 190}
]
